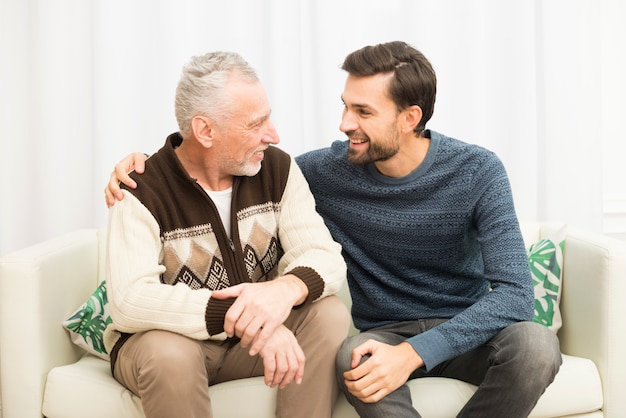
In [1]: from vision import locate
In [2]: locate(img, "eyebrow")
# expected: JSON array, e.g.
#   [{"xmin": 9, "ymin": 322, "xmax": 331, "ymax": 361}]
[
  {"xmin": 245, "ymin": 111, "xmax": 271, "ymax": 128},
  {"xmin": 341, "ymin": 95, "xmax": 374, "ymax": 111}
]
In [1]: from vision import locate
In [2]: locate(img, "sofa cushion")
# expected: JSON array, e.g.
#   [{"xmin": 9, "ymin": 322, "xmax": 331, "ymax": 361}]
[
  {"xmin": 42, "ymin": 353, "xmax": 602, "ymax": 418},
  {"xmin": 42, "ymin": 355, "xmax": 277, "ymax": 418},
  {"xmin": 528, "ymin": 226, "xmax": 567, "ymax": 332},
  {"xmin": 62, "ymin": 281, "xmax": 112, "ymax": 360}
]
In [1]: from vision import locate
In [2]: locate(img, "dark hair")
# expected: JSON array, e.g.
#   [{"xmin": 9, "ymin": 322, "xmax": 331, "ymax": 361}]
[{"xmin": 341, "ymin": 41, "xmax": 437, "ymax": 135}]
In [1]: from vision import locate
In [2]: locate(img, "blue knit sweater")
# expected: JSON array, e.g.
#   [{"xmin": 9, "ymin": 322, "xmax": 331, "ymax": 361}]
[{"xmin": 295, "ymin": 130, "xmax": 534, "ymax": 370}]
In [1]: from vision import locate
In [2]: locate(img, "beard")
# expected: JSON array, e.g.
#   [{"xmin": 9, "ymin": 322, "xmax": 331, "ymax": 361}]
[
  {"xmin": 219, "ymin": 147, "xmax": 265, "ymax": 177},
  {"xmin": 346, "ymin": 130, "xmax": 400, "ymax": 166},
  {"xmin": 234, "ymin": 161, "xmax": 262, "ymax": 177}
]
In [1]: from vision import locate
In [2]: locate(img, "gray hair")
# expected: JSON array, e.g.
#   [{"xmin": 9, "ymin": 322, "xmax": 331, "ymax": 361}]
[{"xmin": 174, "ymin": 51, "xmax": 259, "ymax": 138}]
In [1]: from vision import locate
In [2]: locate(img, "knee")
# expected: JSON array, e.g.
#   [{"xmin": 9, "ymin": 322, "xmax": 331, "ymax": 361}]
[
  {"xmin": 335, "ymin": 338, "xmax": 352, "ymax": 374},
  {"xmin": 335, "ymin": 334, "xmax": 370, "ymax": 374},
  {"xmin": 308, "ymin": 295, "xmax": 352, "ymax": 342},
  {"xmin": 321, "ymin": 295, "xmax": 351, "ymax": 327},
  {"xmin": 136, "ymin": 331, "xmax": 205, "ymax": 380},
  {"xmin": 501, "ymin": 322, "xmax": 562, "ymax": 376},
  {"xmin": 528, "ymin": 324, "xmax": 562, "ymax": 374}
]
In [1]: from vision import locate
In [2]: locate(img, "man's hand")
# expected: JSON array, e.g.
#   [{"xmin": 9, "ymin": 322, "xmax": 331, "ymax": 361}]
[
  {"xmin": 104, "ymin": 152, "xmax": 149, "ymax": 208},
  {"xmin": 258, "ymin": 324, "xmax": 306, "ymax": 388},
  {"xmin": 211, "ymin": 275, "xmax": 308, "ymax": 356},
  {"xmin": 343, "ymin": 340, "xmax": 423, "ymax": 403}
]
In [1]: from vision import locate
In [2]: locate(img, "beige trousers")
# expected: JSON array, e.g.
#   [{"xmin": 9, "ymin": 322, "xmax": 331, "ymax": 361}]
[{"xmin": 113, "ymin": 295, "xmax": 350, "ymax": 418}]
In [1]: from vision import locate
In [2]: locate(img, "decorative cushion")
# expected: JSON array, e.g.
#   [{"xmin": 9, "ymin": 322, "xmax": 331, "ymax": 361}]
[
  {"xmin": 528, "ymin": 227, "xmax": 566, "ymax": 332},
  {"xmin": 62, "ymin": 281, "xmax": 112, "ymax": 360}
]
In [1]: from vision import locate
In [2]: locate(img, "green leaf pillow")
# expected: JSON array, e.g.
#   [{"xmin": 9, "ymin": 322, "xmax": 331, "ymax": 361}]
[
  {"xmin": 528, "ymin": 227, "xmax": 566, "ymax": 333},
  {"xmin": 62, "ymin": 281, "xmax": 112, "ymax": 360}
]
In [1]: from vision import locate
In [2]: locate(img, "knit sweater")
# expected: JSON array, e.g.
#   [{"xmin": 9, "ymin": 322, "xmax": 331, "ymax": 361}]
[
  {"xmin": 295, "ymin": 130, "xmax": 533, "ymax": 370},
  {"xmin": 104, "ymin": 133, "xmax": 346, "ymax": 364}
]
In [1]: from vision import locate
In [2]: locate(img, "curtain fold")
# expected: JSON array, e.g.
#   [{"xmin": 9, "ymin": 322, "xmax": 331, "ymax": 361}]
[{"xmin": 1, "ymin": 0, "xmax": 624, "ymax": 255}]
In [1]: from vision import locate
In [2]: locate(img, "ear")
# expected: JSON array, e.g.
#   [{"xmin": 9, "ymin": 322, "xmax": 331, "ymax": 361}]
[
  {"xmin": 401, "ymin": 105, "xmax": 423, "ymax": 134},
  {"xmin": 191, "ymin": 115, "xmax": 214, "ymax": 149}
]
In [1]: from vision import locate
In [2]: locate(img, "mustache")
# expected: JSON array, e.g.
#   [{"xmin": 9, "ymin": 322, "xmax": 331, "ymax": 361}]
[{"xmin": 346, "ymin": 131, "xmax": 369, "ymax": 141}]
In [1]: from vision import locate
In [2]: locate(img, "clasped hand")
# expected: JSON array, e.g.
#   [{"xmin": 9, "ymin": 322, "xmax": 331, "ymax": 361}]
[
  {"xmin": 211, "ymin": 278, "xmax": 307, "ymax": 388},
  {"xmin": 343, "ymin": 340, "xmax": 423, "ymax": 403}
]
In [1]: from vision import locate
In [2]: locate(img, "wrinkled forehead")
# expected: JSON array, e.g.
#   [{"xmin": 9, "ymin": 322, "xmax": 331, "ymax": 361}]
[{"xmin": 226, "ymin": 78, "xmax": 272, "ymax": 123}]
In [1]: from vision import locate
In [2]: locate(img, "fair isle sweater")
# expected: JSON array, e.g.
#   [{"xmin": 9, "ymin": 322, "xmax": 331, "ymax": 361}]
[
  {"xmin": 295, "ymin": 130, "xmax": 534, "ymax": 371},
  {"xmin": 104, "ymin": 133, "xmax": 346, "ymax": 366}
]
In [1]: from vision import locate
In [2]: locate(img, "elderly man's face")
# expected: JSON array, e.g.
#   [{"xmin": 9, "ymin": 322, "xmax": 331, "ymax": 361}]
[{"xmin": 214, "ymin": 76, "xmax": 280, "ymax": 177}]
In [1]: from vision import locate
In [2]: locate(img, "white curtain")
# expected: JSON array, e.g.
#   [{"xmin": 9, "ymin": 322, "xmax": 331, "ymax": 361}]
[{"xmin": 1, "ymin": 0, "xmax": 625, "ymax": 256}]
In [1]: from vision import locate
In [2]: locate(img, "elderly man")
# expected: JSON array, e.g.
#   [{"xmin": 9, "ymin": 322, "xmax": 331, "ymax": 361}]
[{"xmin": 104, "ymin": 51, "xmax": 350, "ymax": 418}]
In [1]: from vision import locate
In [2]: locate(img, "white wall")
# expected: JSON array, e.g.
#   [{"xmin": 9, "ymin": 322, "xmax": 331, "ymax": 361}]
[
  {"xmin": 600, "ymin": 0, "xmax": 626, "ymax": 239},
  {"xmin": 1, "ymin": 0, "xmax": 625, "ymax": 256}
]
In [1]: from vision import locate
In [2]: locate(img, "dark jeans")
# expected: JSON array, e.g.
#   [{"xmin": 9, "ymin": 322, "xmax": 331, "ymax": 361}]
[{"xmin": 335, "ymin": 320, "xmax": 562, "ymax": 418}]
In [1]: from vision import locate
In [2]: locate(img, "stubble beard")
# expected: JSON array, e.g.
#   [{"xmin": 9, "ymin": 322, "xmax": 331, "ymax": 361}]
[
  {"xmin": 222, "ymin": 148, "xmax": 265, "ymax": 177},
  {"xmin": 346, "ymin": 132, "xmax": 400, "ymax": 167}
]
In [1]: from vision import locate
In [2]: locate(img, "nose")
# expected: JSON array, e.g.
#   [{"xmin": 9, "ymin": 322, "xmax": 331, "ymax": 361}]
[
  {"xmin": 263, "ymin": 120, "xmax": 280, "ymax": 145},
  {"xmin": 339, "ymin": 108, "xmax": 357, "ymax": 133}
]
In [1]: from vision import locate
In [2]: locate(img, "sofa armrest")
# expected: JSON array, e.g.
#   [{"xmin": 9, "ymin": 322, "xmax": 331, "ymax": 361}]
[
  {"xmin": 555, "ymin": 225, "xmax": 626, "ymax": 418},
  {"xmin": 0, "ymin": 229, "xmax": 100, "ymax": 418}
]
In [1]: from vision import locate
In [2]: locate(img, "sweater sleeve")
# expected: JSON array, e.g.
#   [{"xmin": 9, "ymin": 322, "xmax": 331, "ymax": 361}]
[
  {"xmin": 105, "ymin": 191, "xmax": 227, "ymax": 343},
  {"xmin": 407, "ymin": 154, "xmax": 534, "ymax": 370},
  {"xmin": 276, "ymin": 158, "xmax": 347, "ymax": 303}
]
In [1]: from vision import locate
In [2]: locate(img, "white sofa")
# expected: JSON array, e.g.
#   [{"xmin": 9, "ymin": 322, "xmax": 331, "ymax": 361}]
[{"xmin": 1, "ymin": 222, "xmax": 625, "ymax": 418}]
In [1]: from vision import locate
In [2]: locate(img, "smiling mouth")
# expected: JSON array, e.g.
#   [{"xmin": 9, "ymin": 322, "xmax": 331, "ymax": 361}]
[
  {"xmin": 348, "ymin": 133, "xmax": 369, "ymax": 144},
  {"xmin": 251, "ymin": 148, "xmax": 267, "ymax": 161}
]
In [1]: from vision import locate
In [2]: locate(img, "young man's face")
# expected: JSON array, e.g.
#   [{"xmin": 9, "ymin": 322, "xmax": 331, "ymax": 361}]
[
  {"xmin": 215, "ymin": 76, "xmax": 280, "ymax": 177},
  {"xmin": 340, "ymin": 73, "xmax": 402, "ymax": 166}
]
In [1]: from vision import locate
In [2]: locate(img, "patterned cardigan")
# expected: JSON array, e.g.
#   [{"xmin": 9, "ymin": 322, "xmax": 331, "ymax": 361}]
[{"xmin": 104, "ymin": 133, "xmax": 346, "ymax": 366}]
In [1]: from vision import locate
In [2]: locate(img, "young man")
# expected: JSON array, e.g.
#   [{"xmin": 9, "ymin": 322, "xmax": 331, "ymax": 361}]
[
  {"xmin": 106, "ymin": 42, "xmax": 561, "ymax": 417},
  {"xmin": 104, "ymin": 51, "xmax": 350, "ymax": 418}
]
